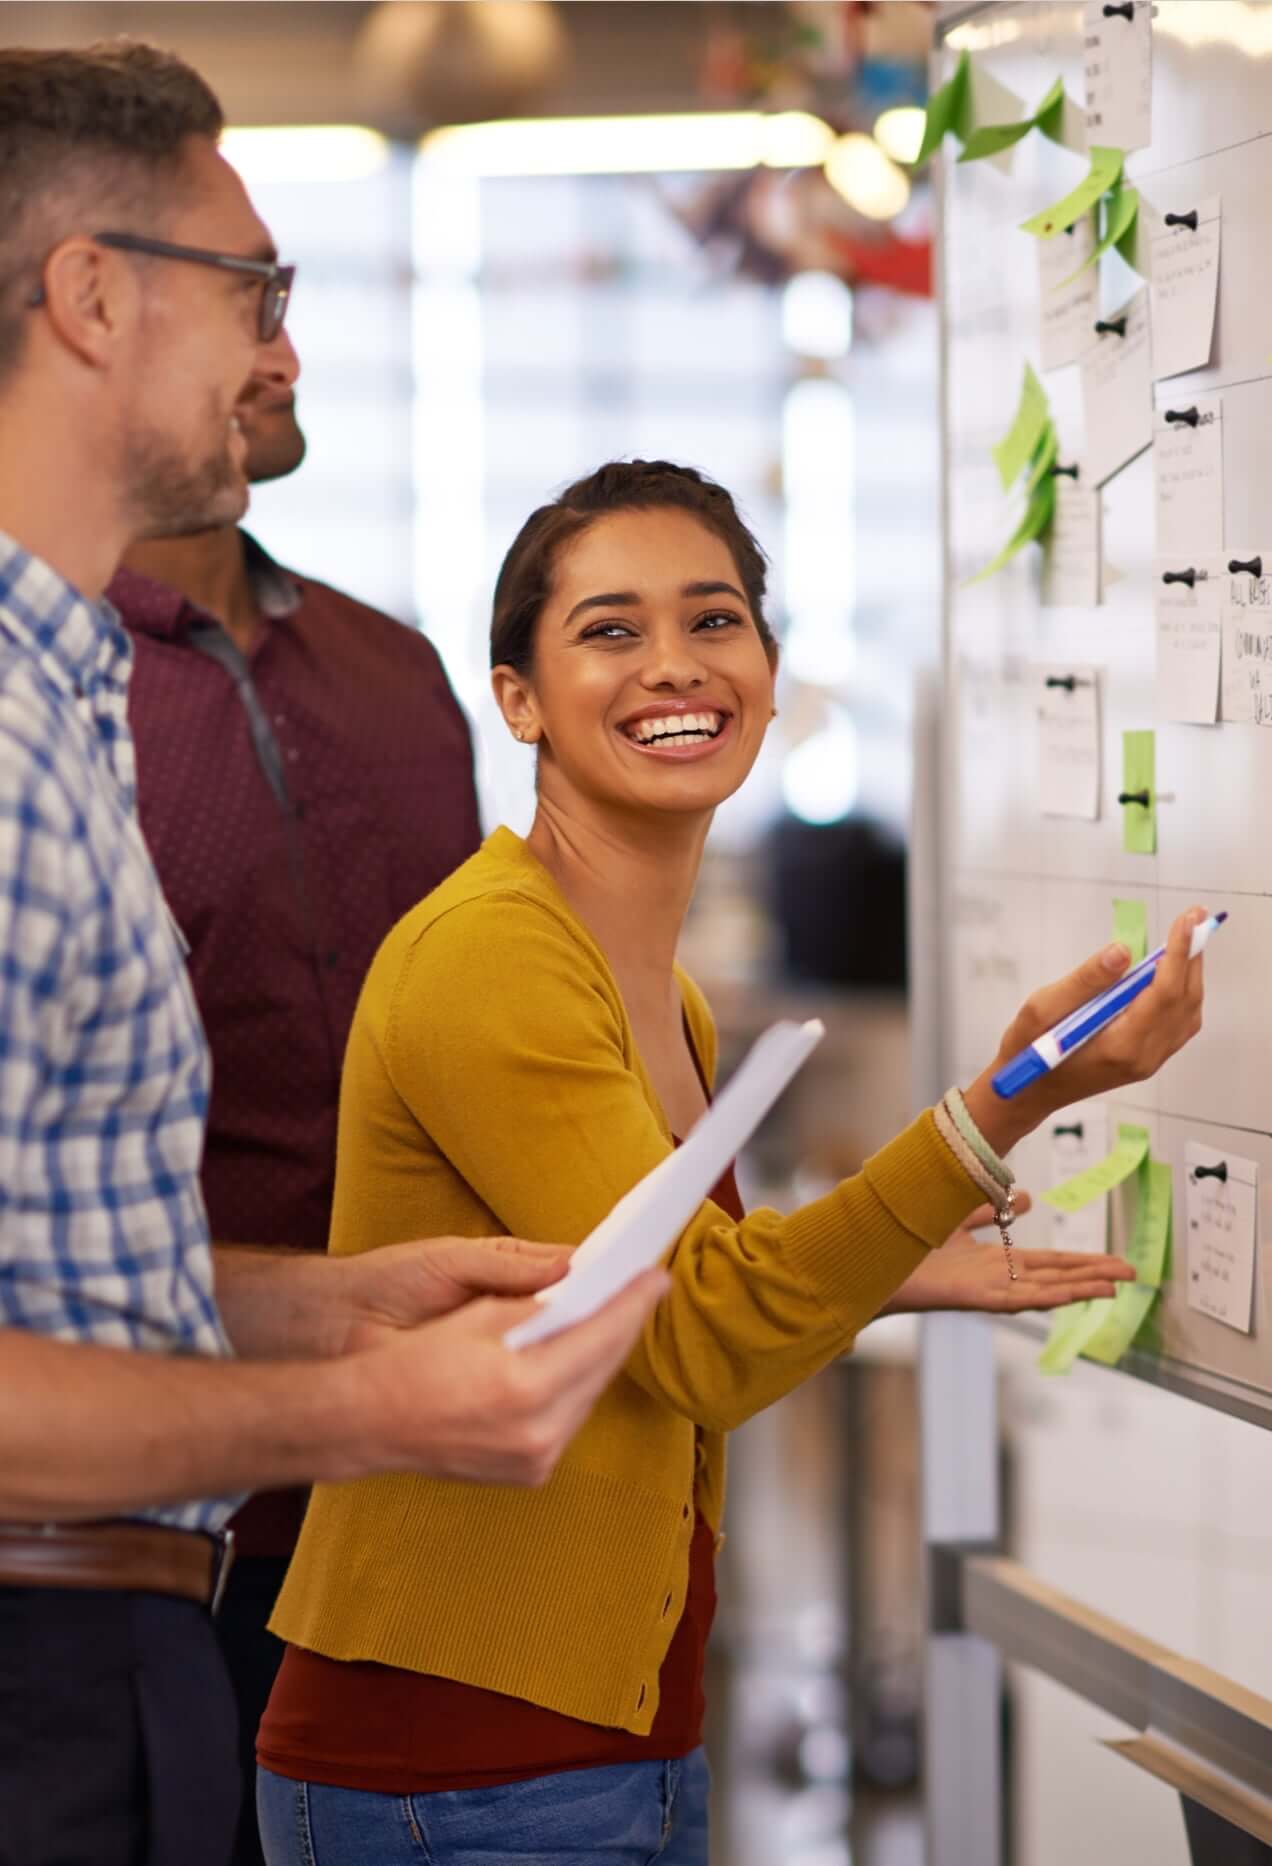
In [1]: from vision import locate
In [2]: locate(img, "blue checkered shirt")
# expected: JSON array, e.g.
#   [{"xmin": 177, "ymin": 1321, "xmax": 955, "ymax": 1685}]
[{"xmin": 0, "ymin": 533, "xmax": 237, "ymax": 1534}]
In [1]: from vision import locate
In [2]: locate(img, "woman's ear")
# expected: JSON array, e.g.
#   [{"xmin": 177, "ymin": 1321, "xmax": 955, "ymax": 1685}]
[{"xmin": 491, "ymin": 665, "xmax": 542, "ymax": 745}]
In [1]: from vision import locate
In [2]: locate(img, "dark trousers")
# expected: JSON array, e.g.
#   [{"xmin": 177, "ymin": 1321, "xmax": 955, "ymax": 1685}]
[
  {"xmin": 0, "ymin": 1585, "xmax": 239, "ymax": 1866},
  {"xmin": 214, "ymin": 1554, "xmax": 290, "ymax": 1866}
]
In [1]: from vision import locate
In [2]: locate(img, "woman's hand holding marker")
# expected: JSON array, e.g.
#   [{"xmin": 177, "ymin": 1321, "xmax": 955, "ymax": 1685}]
[{"xmin": 962, "ymin": 905, "xmax": 1210, "ymax": 1158}]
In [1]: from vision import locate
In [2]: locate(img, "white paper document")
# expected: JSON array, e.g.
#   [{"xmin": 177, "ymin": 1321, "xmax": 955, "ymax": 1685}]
[
  {"xmin": 1153, "ymin": 395, "xmax": 1223, "ymax": 556},
  {"xmin": 1080, "ymin": 288, "xmax": 1153, "ymax": 488},
  {"xmin": 1155, "ymin": 558, "xmax": 1222, "ymax": 725},
  {"xmin": 1149, "ymin": 197, "xmax": 1221, "ymax": 381},
  {"xmin": 1050, "ymin": 1105, "xmax": 1110, "ymax": 1254},
  {"xmin": 1083, "ymin": 0, "xmax": 1153, "ymax": 154},
  {"xmin": 505, "ymin": 1018, "xmax": 825, "ymax": 1349},
  {"xmin": 1186, "ymin": 1143, "xmax": 1258, "ymax": 1335},
  {"xmin": 1037, "ymin": 665, "xmax": 1101, "ymax": 819},
  {"xmin": 1221, "ymin": 554, "xmax": 1272, "ymax": 726},
  {"xmin": 1039, "ymin": 213, "xmax": 1098, "ymax": 372},
  {"xmin": 1041, "ymin": 474, "xmax": 1102, "ymax": 608}
]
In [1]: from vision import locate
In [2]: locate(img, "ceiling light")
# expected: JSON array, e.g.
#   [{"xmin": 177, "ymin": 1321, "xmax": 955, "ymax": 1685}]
[
  {"xmin": 823, "ymin": 133, "xmax": 911, "ymax": 220},
  {"xmin": 759, "ymin": 111, "xmax": 838, "ymax": 168},
  {"xmin": 421, "ymin": 111, "xmax": 835, "ymax": 177},
  {"xmin": 873, "ymin": 105, "xmax": 927, "ymax": 166},
  {"xmin": 221, "ymin": 126, "xmax": 391, "ymax": 185}
]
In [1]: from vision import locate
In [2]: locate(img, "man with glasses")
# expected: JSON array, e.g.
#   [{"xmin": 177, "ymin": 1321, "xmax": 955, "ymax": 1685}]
[
  {"xmin": 107, "ymin": 317, "xmax": 483, "ymax": 1866},
  {"xmin": 0, "ymin": 42, "xmax": 665, "ymax": 1866}
]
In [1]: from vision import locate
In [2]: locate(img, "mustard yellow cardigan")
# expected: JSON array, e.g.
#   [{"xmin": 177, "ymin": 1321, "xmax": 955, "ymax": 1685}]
[{"xmin": 270, "ymin": 827, "xmax": 982, "ymax": 1734}]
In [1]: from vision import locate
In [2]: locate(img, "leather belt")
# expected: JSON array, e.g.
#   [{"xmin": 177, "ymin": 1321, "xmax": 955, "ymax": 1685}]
[{"xmin": 0, "ymin": 1521, "xmax": 236, "ymax": 1614}]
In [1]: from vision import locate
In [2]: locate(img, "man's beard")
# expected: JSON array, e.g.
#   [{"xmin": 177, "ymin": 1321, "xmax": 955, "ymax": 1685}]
[{"xmin": 124, "ymin": 411, "xmax": 249, "ymax": 541}]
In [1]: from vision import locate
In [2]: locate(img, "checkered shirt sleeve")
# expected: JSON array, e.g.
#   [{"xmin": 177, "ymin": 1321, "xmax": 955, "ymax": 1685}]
[{"xmin": 0, "ymin": 539, "xmax": 238, "ymax": 1534}]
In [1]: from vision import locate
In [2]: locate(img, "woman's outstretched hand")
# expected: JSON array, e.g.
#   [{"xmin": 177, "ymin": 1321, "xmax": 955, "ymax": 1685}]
[
  {"xmin": 962, "ymin": 905, "xmax": 1208, "ymax": 1157},
  {"xmin": 881, "ymin": 1193, "xmax": 1136, "ymax": 1315}
]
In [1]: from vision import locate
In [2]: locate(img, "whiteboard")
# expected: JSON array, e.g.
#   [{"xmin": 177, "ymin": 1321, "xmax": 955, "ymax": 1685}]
[{"xmin": 936, "ymin": 1, "xmax": 1272, "ymax": 1428}]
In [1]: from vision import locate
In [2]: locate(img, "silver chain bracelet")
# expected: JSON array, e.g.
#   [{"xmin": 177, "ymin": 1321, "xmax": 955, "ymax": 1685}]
[{"xmin": 991, "ymin": 1184, "xmax": 1018, "ymax": 1282}]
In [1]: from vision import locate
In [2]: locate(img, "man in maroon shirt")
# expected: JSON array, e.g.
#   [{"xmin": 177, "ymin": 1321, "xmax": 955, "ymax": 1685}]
[{"xmin": 108, "ymin": 324, "xmax": 482, "ymax": 1866}]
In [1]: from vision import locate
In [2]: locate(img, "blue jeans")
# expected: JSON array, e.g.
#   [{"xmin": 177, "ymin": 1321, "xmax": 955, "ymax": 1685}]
[
  {"xmin": 257, "ymin": 1746, "xmax": 708, "ymax": 1866},
  {"xmin": 257, "ymin": 1751, "xmax": 710, "ymax": 1865}
]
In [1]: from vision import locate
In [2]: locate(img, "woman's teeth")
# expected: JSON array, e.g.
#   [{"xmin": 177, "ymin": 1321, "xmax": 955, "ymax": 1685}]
[{"xmin": 627, "ymin": 711, "xmax": 724, "ymax": 747}]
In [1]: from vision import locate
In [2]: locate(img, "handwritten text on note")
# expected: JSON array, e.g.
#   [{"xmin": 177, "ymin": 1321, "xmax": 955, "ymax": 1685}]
[
  {"xmin": 1153, "ymin": 395, "xmax": 1223, "ymax": 557},
  {"xmin": 1083, "ymin": 0, "xmax": 1152, "ymax": 154},
  {"xmin": 1080, "ymin": 288, "xmax": 1153, "ymax": 488},
  {"xmin": 1221, "ymin": 557, "xmax": 1272, "ymax": 727},
  {"xmin": 1186, "ymin": 1143, "xmax": 1258, "ymax": 1335},
  {"xmin": 1155, "ymin": 559, "xmax": 1222, "ymax": 725},
  {"xmin": 1149, "ymin": 197, "xmax": 1221, "ymax": 381},
  {"xmin": 1037, "ymin": 665, "xmax": 1101, "ymax": 818}
]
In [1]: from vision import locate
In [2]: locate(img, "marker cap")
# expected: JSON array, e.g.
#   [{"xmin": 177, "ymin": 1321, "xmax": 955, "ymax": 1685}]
[{"xmin": 991, "ymin": 1047, "xmax": 1049, "ymax": 1100}]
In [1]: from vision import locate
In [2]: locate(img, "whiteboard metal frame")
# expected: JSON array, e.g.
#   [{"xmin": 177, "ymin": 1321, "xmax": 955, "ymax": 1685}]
[{"xmin": 1000, "ymin": 1316, "xmax": 1272, "ymax": 1433}]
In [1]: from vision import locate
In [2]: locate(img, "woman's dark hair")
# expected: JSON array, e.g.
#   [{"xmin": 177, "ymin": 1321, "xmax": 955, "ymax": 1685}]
[{"xmin": 490, "ymin": 459, "xmax": 777, "ymax": 676}]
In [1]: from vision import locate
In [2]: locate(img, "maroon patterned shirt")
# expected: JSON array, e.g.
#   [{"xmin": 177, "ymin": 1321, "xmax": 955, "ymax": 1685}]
[{"xmin": 108, "ymin": 537, "xmax": 481, "ymax": 1551}]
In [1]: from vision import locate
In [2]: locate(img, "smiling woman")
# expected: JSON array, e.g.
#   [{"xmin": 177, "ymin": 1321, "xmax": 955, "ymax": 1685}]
[
  {"xmin": 255, "ymin": 460, "xmax": 1206, "ymax": 1866},
  {"xmin": 489, "ymin": 464, "xmax": 778, "ymax": 840}
]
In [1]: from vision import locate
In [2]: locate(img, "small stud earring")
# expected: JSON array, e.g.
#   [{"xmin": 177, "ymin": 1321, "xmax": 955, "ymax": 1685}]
[{"xmin": 770, "ymin": 706, "xmax": 779, "ymax": 720}]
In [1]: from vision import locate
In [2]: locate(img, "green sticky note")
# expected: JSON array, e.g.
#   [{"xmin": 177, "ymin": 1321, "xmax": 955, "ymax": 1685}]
[
  {"xmin": 1124, "ymin": 1157, "xmax": 1173, "ymax": 1288},
  {"xmin": 914, "ymin": 51, "xmax": 971, "ymax": 167},
  {"xmin": 1034, "ymin": 76, "xmax": 1067, "ymax": 144},
  {"xmin": 1021, "ymin": 145, "xmax": 1124, "ymax": 238},
  {"xmin": 958, "ymin": 76, "xmax": 1066, "ymax": 164},
  {"xmin": 1122, "ymin": 730, "xmax": 1156, "ymax": 854},
  {"xmin": 1079, "ymin": 1281, "xmax": 1159, "ymax": 1365},
  {"xmin": 1113, "ymin": 898, "xmax": 1149, "ymax": 964},
  {"xmin": 966, "ymin": 476, "xmax": 1055, "ymax": 585},
  {"xmin": 1043, "ymin": 1122, "xmax": 1149, "ymax": 1213},
  {"xmin": 1108, "ymin": 184, "xmax": 1142, "ymax": 265},
  {"xmin": 1057, "ymin": 185, "xmax": 1139, "ymax": 286},
  {"xmin": 1040, "ymin": 1156, "xmax": 1171, "ymax": 1373},
  {"xmin": 1038, "ymin": 1299, "xmax": 1105, "ymax": 1374},
  {"xmin": 992, "ymin": 363, "xmax": 1051, "ymax": 491},
  {"xmin": 1025, "ymin": 422, "xmax": 1059, "ymax": 497}
]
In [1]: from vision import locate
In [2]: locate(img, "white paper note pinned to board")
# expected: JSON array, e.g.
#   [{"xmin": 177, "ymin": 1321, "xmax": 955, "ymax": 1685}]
[
  {"xmin": 504, "ymin": 1018, "xmax": 825, "ymax": 1349},
  {"xmin": 1186, "ymin": 1143, "xmax": 1258, "ymax": 1335},
  {"xmin": 1155, "ymin": 559, "xmax": 1223, "ymax": 725},
  {"xmin": 1083, "ymin": 0, "xmax": 1153, "ymax": 154},
  {"xmin": 1080, "ymin": 288, "xmax": 1153, "ymax": 488},
  {"xmin": 1039, "ymin": 212, "xmax": 1098, "ymax": 372},
  {"xmin": 1049, "ymin": 1105, "xmax": 1110, "ymax": 1255},
  {"xmin": 1041, "ymin": 473, "xmax": 1101, "ymax": 608},
  {"xmin": 1037, "ymin": 665, "xmax": 1100, "ymax": 819},
  {"xmin": 1153, "ymin": 395, "xmax": 1223, "ymax": 557},
  {"xmin": 1221, "ymin": 555, "xmax": 1272, "ymax": 726},
  {"xmin": 1150, "ymin": 197, "xmax": 1221, "ymax": 381}
]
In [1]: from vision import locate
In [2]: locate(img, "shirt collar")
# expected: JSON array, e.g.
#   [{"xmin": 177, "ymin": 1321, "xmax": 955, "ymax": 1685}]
[
  {"xmin": 0, "ymin": 530, "xmax": 130, "ymax": 699},
  {"xmin": 106, "ymin": 530, "xmax": 303, "ymax": 642}
]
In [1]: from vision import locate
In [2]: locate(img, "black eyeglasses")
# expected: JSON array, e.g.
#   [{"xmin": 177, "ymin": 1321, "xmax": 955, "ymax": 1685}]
[{"xmin": 29, "ymin": 232, "xmax": 295, "ymax": 343}]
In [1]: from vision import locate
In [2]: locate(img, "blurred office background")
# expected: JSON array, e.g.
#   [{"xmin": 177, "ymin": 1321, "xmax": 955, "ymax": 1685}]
[{"xmin": 3, "ymin": 4, "xmax": 940, "ymax": 1861}]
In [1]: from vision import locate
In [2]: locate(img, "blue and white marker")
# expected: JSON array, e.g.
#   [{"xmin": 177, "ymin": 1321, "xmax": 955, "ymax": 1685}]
[{"xmin": 992, "ymin": 912, "xmax": 1226, "ymax": 1100}]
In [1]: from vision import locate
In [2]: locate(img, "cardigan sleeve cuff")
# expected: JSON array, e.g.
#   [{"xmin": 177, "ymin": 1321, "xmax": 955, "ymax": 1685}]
[{"xmin": 778, "ymin": 1107, "xmax": 986, "ymax": 1338}]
